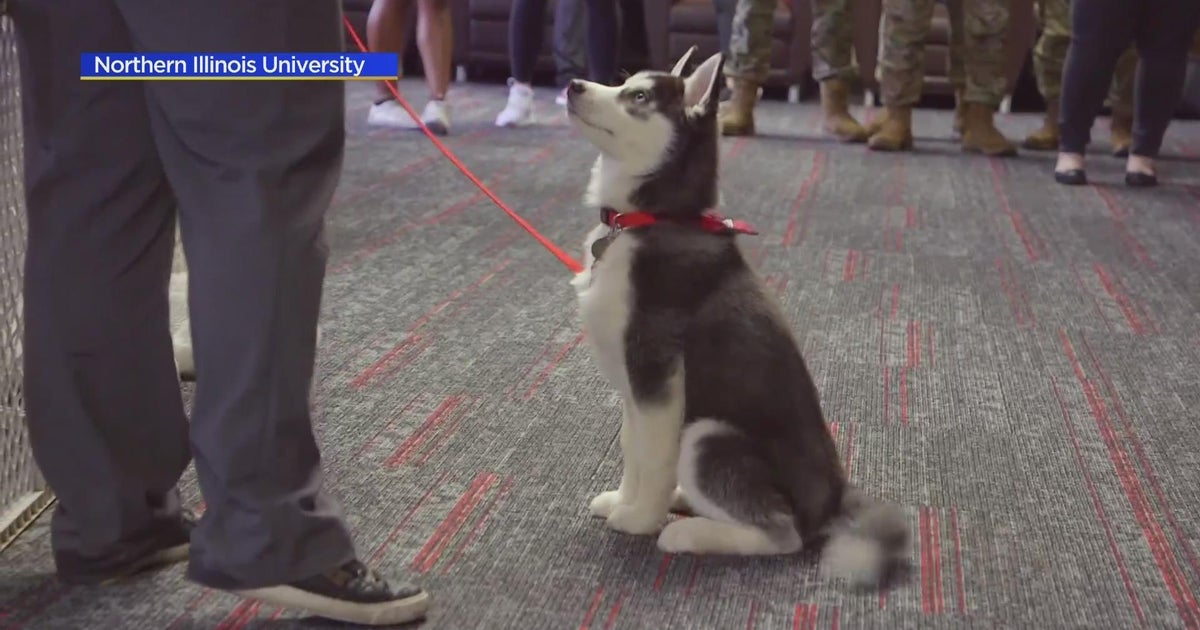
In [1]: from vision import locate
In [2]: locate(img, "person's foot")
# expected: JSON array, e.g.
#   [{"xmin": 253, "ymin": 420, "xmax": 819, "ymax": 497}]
[
  {"xmin": 421, "ymin": 99, "xmax": 451, "ymax": 136},
  {"xmin": 496, "ymin": 79, "xmax": 534, "ymax": 127},
  {"xmin": 718, "ymin": 77, "xmax": 760, "ymax": 136},
  {"xmin": 867, "ymin": 106, "xmax": 914, "ymax": 152},
  {"xmin": 1054, "ymin": 152, "xmax": 1087, "ymax": 185},
  {"xmin": 819, "ymin": 78, "xmax": 869, "ymax": 143},
  {"xmin": 555, "ymin": 85, "xmax": 570, "ymax": 106},
  {"xmin": 1022, "ymin": 99, "xmax": 1060, "ymax": 151},
  {"xmin": 233, "ymin": 559, "xmax": 429, "ymax": 627},
  {"xmin": 55, "ymin": 510, "xmax": 196, "ymax": 586},
  {"xmin": 366, "ymin": 99, "xmax": 419, "ymax": 129},
  {"xmin": 960, "ymin": 103, "xmax": 1017, "ymax": 157},
  {"xmin": 1125, "ymin": 154, "xmax": 1157, "ymax": 187}
]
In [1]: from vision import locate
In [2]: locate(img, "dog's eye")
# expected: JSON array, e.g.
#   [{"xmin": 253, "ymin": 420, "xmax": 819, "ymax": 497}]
[{"xmin": 632, "ymin": 90, "xmax": 648, "ymax": 103}]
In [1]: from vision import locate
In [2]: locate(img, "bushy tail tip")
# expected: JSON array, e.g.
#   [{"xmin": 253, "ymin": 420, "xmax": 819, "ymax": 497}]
[{"xmin": 818, "ymin": 488, "xmax": 910, "ymax": 587}]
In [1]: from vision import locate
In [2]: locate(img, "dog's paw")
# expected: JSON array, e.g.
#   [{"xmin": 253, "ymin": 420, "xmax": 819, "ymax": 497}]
[
  {"xmin": 589, "ymin": 491, "xmax": 623, "ymax": 518},
  {"xmin": 606, "ymin": 505, "xmax": 666, "ymax": 535},
  {"xmin": 657, "ymin": 518, "xmax": 708, "ymax": 553}
]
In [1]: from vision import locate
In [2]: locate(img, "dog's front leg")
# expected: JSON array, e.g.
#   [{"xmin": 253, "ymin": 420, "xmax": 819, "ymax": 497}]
[
  {"xmin": 590, "ymin": 398, "xmax": 641, "ymax": 518},
  {"xmin": 605, "ymin": 371, "xmax": 684, "ymax": 536}
]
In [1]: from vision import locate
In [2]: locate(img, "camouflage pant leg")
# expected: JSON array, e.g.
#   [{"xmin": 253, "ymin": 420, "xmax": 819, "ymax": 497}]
[
  {"xmin": 1105, "ymin": 47, "xmax": 1136, "ymax": 115},
  {"xmin": 1034, "ymin": 0, "xmax": 1135, "ymax": 109},
  {"xmin": 947, "ymin": 0, "xmax": 966, "ymax": 90},
  {"xmin": 811, "ymin": 0, "xmax": 858, "ymax": 82},
  {"xmin": 878, "ymin": 0, "xmax": 936, "ymax": 106},
  {"xmin": 1031, "ymin": 0, "xmax": 1070, "ymax": 100},
  {"xmin": 725, "ymin": 0, "xmax": 777, "ymax": 83},
  {"xmin": 958, "ymin": 0, "xmax": 1009, "ymax": 106}
]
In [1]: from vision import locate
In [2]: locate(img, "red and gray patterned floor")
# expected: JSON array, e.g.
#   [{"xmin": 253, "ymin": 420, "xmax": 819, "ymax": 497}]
[{"xmin": 3, "ymin": 80, "xmax": 1200, "ymax": 629}]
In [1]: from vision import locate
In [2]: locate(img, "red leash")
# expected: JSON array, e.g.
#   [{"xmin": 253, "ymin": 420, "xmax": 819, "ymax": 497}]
[{"xmin": 341, "ymin": 17, "xmax": 584, "ymax": 274}]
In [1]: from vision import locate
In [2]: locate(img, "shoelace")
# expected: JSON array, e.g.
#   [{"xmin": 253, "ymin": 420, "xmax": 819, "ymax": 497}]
[{"xmin": 342, "ymin": 561, "xmax": 393, "ymax": 595}]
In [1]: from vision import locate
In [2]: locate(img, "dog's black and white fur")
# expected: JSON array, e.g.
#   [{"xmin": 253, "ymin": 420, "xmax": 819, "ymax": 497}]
[{"xmin": 566, "ymin": 48, "xmax": 909, "ymax": 586}]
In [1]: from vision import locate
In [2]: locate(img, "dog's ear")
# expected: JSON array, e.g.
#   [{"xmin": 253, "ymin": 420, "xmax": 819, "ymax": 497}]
[
  {"xmin": 683, "ymin": 52, "xmax": 724, "ymax": 114},
  {"xmin": 670, "ymin": 45, "xmax": 698, "ymax": 76}
]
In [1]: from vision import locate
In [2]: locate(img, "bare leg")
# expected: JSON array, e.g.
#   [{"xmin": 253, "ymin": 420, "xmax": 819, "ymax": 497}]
[
  {"xmin": 367, "ymin": 0, "xmax": 412, "ymax": 101},
  {"xmin": 416, "ymin": 0, "xmax": 452, "ymax": 100}
]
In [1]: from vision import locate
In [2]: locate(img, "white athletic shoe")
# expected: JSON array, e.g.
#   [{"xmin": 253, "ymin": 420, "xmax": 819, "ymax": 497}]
[
  {"xmin": 421, "ymin": 99, "xmax": 451, "ymax": 136},
  {"xmin": 367, "ymin": 99, "xmax": 419, "ymax": 129},
  {"xmin": 555, "ymin": 85, "xmax": 569, "ymax": 106},
  {"xmin": 495, "ymin": 79, "xmax": 534, "ymax": 127}
]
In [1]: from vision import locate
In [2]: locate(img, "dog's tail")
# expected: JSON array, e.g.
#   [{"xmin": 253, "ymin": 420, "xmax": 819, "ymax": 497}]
[{"xmin": 817, "ymin": 486, "xmax": 909, "ymax": 587}]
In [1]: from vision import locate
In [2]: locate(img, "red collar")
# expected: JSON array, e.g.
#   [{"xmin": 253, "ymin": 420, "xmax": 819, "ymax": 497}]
[{"xmin": 600, "ymin": 207, "xmax": 759, "ymax": 236}]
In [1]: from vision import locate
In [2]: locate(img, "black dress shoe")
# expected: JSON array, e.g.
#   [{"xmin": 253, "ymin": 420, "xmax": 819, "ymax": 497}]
[
  {"xmin": 56, "ymin": 510, "xmax": 196, "ymax": 585},
  {"xmin": 1054, "ymin": 169, "xmax": 1087, "ymax": 186},
  {"xmin": 1125, "ymin": 171, "xmax": 1157, "ymax": 187}
]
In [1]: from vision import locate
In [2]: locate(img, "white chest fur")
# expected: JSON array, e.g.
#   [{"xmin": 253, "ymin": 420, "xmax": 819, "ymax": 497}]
[{"xmin": 572, "ymin": 224, "xmax": 637, "ymax": 397}]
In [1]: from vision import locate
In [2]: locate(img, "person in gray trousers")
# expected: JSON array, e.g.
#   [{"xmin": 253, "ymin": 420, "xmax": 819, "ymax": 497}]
[
  {"xmin": 553, "ymin": 0, "xmax": 589, "ymax": 103},
  {"xmin": 9, "ymin": 0, "xmax": 427, "ymax": 626},
  {"xmin": 550, "ymin": 0, "xmax": 734, "ymax": 101}
]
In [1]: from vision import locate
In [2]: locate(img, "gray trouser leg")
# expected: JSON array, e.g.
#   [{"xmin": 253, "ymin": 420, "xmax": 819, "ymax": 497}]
[
  {"xmin": 12, "ymin": 0, "xmax": 191, "ymax": 564},
  {"xmin": 714, "ymin": 0, "xmax": 738, "ymax": 58},
  {"xmin": 554, "ymin": 0, "xmax": 587, "ymax": 86},
  {"xmin": 112, "ymin": 0, "xmax": 359, "ymax": 589}
]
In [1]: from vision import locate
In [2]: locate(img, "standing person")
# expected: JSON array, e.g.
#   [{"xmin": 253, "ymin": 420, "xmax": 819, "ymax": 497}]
[
  {"xmin": 496, "ymin": 0, "xmax": 620, "ymax": 127},
  {"xmin": 9, "ymin": 0, "xmax": 428, "ymax": 626},
  {"xmin": 720, "ymin": 0, "xmax": 871, "ymax": 141},
  {"xmin": 366, "ymin": 0, "xmax": 455, "ymax": 135},
  {"xmin": 553, "ymin": 0, "xmax": 589, "ymax": 106},
  {"xmin": 869, "ymin": 0, "xmax": 969, "ymax": 138},
  {"xmin": 1023, "ymin": 0, "xmax": 1136, "ymax": 155},
  {"xmin": 869, "ymin": 0, "xmax": 1017, "ymax": 155},
  {"xmin": 553, "ymin": 0, "xmax": 624, "ymax": 105},
  {"xmin": 1054, "ymin": 0, "xmax": 1200, "ymax": 187}
]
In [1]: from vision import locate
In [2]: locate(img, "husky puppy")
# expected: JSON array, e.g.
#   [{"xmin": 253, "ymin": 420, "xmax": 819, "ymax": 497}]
[{"xmin": 565, "ymin": 48, "xmax": 909, "ymax": 587}]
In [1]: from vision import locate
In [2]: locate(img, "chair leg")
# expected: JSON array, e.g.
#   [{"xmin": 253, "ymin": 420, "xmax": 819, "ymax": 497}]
[
  {"xmin": 455, "ymin": 65, "xmax": 467, "ymax": 83},
  {"xmin": 788, "ymin": 85, "xmax": 801, "ymax": 104}
]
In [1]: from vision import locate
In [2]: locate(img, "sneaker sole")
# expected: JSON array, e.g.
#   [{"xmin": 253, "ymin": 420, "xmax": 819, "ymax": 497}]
[
  {"xmin": 424, "ymin": 120, "xmax": 449, "ymax": 136},
  {"xmin": 495, "ymin": 115, "xmax": 532, "ymax": 128},
  {"xmin": 234, "ymin": 585, "xmax": 430, "ymax": 626},
  {"xmin": 367, "ymin": 113, "xmax": 420, "ymax": 130}
]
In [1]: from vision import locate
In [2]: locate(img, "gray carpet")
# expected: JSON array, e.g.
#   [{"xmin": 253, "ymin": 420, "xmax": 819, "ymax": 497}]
[{"xmin": 3, "ymin": 78, "xmax": 1200, "ymax": 629}]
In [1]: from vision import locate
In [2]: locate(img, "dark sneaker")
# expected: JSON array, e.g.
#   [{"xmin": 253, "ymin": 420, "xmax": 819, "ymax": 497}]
[
  {"xmin": 234, "ymin": 559, "xmax": 428, "ymax": 626},
  {"xmin": 56, "ymin": 510, "xmax": 196, "ymax": 586}
]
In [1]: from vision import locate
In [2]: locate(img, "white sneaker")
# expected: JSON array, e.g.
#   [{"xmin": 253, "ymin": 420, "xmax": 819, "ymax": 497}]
[
  {"xmin": 422, "ymin": 99, "xmax": 451, "ymax": 136},
  {"xmin": 495, "ymin": 79, "xmax": 534, "ymax": 127},
  {"xmin": 367, "ymin": 99, "xmax": 419, "ymax": 129},
  {"xmin": 555, "ymin": 85, "xmax": 569, "ymax": 106}
]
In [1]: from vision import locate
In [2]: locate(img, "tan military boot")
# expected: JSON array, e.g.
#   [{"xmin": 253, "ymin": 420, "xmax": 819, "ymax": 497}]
[
  {"xmin": 952, "ymin": 89, "xmax": 967, "ymax": 136},
  {"xmin": 1022, "ymin": 99, "xmax": 1060, "ymax": 151},
  {"xmin": 867, "ymin": 106, "xmax": 913, "ymax": 151},
  {"xmin": 1110, "ymin": 110, "xmax": 1133, "ymax": 157},
  {"xmin": 864, "ymin": 107, "xmax": 889, "ymax": 136},
  {"xmin": 819, "ymin": 79, "xmax": 869, "ymax": 143},
  {"xmin": 961, "ymin": 102, "xmax": 1017, "ymax": 156},
  {"xmin": 718, "ymin": 78, "xmax": 759, "ymax": 136}
]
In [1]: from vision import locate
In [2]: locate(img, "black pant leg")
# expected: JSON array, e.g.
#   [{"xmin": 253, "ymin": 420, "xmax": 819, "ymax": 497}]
[
  {"xmin": 1129, "ymin": 0, "xmax": 1200, "ymax": 157},
  {"xmin": 1058, "ymin": 0, "xmax": 1137, "ymax": 154}
]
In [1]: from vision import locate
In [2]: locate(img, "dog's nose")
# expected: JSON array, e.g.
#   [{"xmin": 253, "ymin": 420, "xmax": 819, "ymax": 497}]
[{"xmin": 569, "ymin": 80, "xmax": 586, "ymax": 95}]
